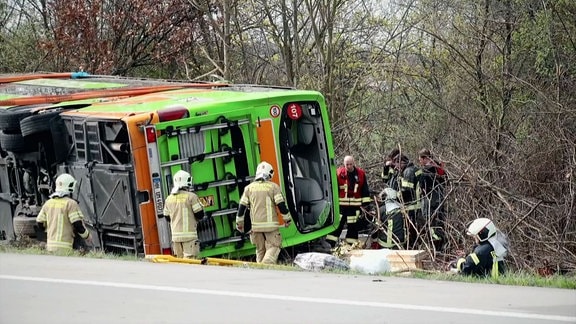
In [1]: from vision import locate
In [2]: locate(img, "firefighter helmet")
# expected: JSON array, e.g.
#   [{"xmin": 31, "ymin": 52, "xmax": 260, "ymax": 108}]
[
  {"xmin": 255, "ymin": 161, "xmax": 274, "ymax": 181},
  {"xmin": 466, "ymin": 218, "xmax": 497, "ymax": 242},
  {"xmin": 55, "ymin": 173, "xmax": 77, "ymax": 195},
  {"xmin": 171, "ymin": 170, "xmax": 192, "ymax": 194},
  {"xmin": 382, "ymin": 187, "xmax": 398, "ymax": 201}
]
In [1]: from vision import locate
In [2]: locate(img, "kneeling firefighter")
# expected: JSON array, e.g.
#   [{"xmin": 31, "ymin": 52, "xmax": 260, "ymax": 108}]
[
  {"xmin": 36, "ymin": 173, "xmax": 92, "ymax": 252},
  {"xmin": 376, "ymin": 188, "xmax": 406, "ymax": 249},
  {"xmin": 455, "ymin": 218, "xmax": 509, "ymax": 278},
  {"xmin": 236, "ymin": 161, "xmax": 292, "ymax": 264}
]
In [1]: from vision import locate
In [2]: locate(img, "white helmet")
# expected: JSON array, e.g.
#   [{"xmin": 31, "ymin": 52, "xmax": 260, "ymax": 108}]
[
  {"xmin": 382, "ymin": 187, "xmax": 398, "ymax": 201},
  {"xmin": 255, "ymin": 161, "xmax": 274, "ymax": 181},
  {"xmin": 55, "ymin": 173, "xmax": 77, "ymax": 195},
  {"xmin": 171, "ymin": 170, "xmax": 192, "ymax": 194},
  {"xmin": 466, "ymin": 218, "xmax": 497, "ymax": 242}
]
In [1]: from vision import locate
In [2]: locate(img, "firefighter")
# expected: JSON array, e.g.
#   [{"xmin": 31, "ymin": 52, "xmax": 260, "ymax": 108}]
[
  {"xmin": 36, "ymin": 173, "xmax": 92, "ymax": 253},
  {"xmin": 376, "ymin": 188, "xmax": 406, "ymax": 249},
  {"xmin": 235, "ymin": 161, "xmax": 292, "ymax": 264},
  {"xmin": 454, "ymin": 218, "xmax": 509, "ymax": 278},
  {"xmin": 326, "ymin": 155, "xmax": 372, "ymax": 247},
  {"xmin": 381, "ymin": 148, "xmax": 400, "ymax": 185},
  {"xmin": 418, "ymin": 148, "xmax": 447, "ymax": 251},
  {"xmin": 163, "ymin": 170, "xmax": 205, "ymax": 259},
  {"xmin": 391, "ymin": 154, "xmax": 424, "ymax": 247}
]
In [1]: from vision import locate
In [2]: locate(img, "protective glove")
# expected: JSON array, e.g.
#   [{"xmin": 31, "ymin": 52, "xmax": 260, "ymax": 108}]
[{"xmin": 84, "ymin": 232, "xmax": 93, "ymax": 246}]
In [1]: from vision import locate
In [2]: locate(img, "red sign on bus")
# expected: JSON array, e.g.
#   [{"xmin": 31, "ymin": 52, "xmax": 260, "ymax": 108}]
[{"xmin": 287, "ymin": 103, "xmax": 302, "ymax": 120}]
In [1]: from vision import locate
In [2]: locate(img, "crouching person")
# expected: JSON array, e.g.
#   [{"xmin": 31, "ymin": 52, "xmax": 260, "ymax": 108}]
[
  {"xmin": 236, "ymin": 161, "xmax": 292, "ymax": 264},
  {"xmin": 163, "ymin": 170, "xmax": 205, "ymax": 259},
  {"xmin": 455, "ymin": 218, "xmax": 509, "ymax": 278},
  {"xmin": 36, "ymin": 173, "xmax": 92, "ymax": 253},
  {"xmin": 375, "ymin": 188, "xmax": 406, "ymax": 249}
]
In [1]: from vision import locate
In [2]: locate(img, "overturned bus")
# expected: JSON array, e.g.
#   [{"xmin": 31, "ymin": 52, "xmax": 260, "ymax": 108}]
[{"xmin": 0, "ymin": 73, "xmax": 339, "ymax": 257}]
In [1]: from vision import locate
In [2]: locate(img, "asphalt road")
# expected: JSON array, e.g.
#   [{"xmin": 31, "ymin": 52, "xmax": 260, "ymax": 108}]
[{"xmin": 0, "ymin": 253, "xmax": 574, "ymax": 324}]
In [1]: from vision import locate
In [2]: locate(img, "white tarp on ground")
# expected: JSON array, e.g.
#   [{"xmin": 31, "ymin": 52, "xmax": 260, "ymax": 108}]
[
  {"xmin": 348, "ymin": 249, "xmax": 392, "ymax": 274},
  {"xmin": 293, "ymin": 252, "xmax": 350, "ymax": 271}
]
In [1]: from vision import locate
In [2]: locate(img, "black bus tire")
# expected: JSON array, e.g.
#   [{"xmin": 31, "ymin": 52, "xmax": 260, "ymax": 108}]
[
  {"xmin": 20, "ymin": 112, "xmax": 62, "ymax": 137},
  {"xmin": 0, "ymin": 132, "xmax": 34, "ymax": 153},
  {"xmin": 0, "ymin": 107, "xmax": 33, "ymax": 133}
]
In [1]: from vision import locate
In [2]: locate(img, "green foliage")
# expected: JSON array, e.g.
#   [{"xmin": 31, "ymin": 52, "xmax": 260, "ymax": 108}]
[
  {"xmin": 0, "ymin": 23, "xmax": 44, "ymax": 72},
  {"xmin": 1, "ymin": 0, "xmax": 574, "ymax": 274}
]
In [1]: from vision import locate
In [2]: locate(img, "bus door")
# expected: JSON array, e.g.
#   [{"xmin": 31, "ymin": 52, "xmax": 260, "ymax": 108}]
[
  {"xmin": 278, "ymin": 101, "xmax": 336, "ymax": 234},
  {"xmin": 146, "ymin": 114, "xmax": 256, "ymax": 254}
]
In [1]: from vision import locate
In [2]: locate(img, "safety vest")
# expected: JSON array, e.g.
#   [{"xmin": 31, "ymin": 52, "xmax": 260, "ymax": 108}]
[
  {"xmin": 36, "ymin": 197, "xmax": 85, "ymax": 252},
  {"xmin": 238, "ymin": 180, "xmax": 287, "ymax": 232},
  {"xmin": 163, "ymin": 191, "xmax": 204, "ymax": 242},
  {"xmin": 337, "ymin": 167, "xmax": 371, "ymax": 207}
]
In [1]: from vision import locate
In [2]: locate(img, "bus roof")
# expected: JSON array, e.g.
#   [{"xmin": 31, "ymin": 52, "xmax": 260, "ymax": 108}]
[
  {"xmin": 60, "ymin": 87, "xmax": 323, "ymax": 121},
  {"xmin": 0, "ymin": 74, "xmax": 324, "ymax": 115}
]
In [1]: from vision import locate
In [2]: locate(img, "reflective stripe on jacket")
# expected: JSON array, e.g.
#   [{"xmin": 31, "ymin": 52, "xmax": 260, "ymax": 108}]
[
  {"xmin": 237, "ymin": 180, "xmax": 287, "ymax": 232},
  {"xmin": 457, "ymin": 241, "xmax": 505, "ymax": 278},
  {"xmin": 399, "ymin": 165, "xmax": 422, "ymax": 210},
  {"xmin": 337, "ymin": 166, "xmax": 370, "ymax": 206},
  {"xmin": 36, "ymin": 197, "xmax": 86, "ymax": 251},
  {"xmin": 377, "ymin": 206, "xmax": 406, "ymax": 249},
  {"xmin": 163, "ymin": 191, "xmax": 204, "ymax": 242}
]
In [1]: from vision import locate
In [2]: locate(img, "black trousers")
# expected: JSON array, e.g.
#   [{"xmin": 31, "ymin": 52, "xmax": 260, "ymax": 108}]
[{"xmin": 328, "ymin": 206, "xmax": 362, "ymax": 244}]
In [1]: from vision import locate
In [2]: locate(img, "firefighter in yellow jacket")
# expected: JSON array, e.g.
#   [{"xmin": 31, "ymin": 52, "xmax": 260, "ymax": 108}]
[
  {"xmin": 36, "ymin": 173, "xmax": 92, "ymax": 253},
  {"xmin": 236, "ymin": 161, "xmax": 292, "ymax": 264},
  {"xmin": 163, "ymin": 170, "xmax": 205, "ymax": 259}
]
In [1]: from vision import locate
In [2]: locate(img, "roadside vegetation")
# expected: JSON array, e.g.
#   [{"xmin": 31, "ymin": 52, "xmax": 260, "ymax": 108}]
[{"xmin": 1, "ymin": 0, "xmax": 574, "ymax": 275}]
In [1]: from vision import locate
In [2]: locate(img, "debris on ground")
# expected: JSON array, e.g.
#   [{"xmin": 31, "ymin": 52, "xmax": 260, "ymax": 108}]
[{"xmin": 293, "ymin": 252, "xmax": 350, "ymax": 271}]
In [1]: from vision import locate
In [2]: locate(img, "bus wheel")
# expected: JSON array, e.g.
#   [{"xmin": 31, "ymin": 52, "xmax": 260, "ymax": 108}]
[
  {"xmin": 0, "ymin": 131, "xmax": 34, "ymax": 153},
  {"xmin": 0, "ymin": 107, "xmax": 33, "ymax": 133},
  {"xmin": 20, "ymin": 111, "xmax": 62, "ymax": 137},
  {"xmin": 13, "ymin": 216, "xmax": 37, "ymax": 239}
]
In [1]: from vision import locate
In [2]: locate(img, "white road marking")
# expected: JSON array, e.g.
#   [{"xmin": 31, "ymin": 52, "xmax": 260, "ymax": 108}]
[{"xmin": 1, "ymin": 274, "xmax": 574, "ymax": 322}]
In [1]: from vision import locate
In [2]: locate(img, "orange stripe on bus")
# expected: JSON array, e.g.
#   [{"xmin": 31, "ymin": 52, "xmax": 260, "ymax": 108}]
[{"xmin": 256, "ymin": 119, "xmax": 285, "ymax": 225}]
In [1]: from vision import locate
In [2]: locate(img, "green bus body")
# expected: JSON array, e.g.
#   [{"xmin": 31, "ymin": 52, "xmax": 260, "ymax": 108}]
[{"xmin": 0, "ymin": 74, "xmax": 340, "ymax": 258}]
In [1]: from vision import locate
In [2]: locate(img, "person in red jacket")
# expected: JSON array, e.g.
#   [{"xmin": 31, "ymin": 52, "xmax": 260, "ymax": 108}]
[{"xmin": 326, "ymin": 155, "xmax": 371, "ymax": 247}]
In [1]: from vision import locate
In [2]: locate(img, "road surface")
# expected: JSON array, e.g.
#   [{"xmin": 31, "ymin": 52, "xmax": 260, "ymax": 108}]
[{"xmin": 1, "ymin": 253, "xmax": 574, "ymax": 324}]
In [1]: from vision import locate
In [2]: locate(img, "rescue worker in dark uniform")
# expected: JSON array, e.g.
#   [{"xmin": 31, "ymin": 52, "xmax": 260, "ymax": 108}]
[
  {"xmin": 455, "ymin": 218, "xmax": 509, "ymax": 278},
  {"xmin": 326, "ymin": 155, "xmax": 371, "ymax": 247},
  {"xmin": 418, "ymin": 149, "xmax": 447, "ymax": 251},
  {"xmin": 236, "ymin": 161, "xmax": 292, "ymax": 264},
  {"xmin": 163, "ymin": 170, "xmax": 205, "ymax": 259},
  {"xmin": 376, "ymin": 188, "xmax": 406, "ymax": 249},
  {"xmin": 391, "ymin": 154, "xmax": 423, "ymax": 248},
  {"xmin": 381, "ymin": 148, "xmax": 400, "ymax": 185},
  {"xmin": 36, "ymin": 173, "xmax": 92, "ymax": 253}
]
